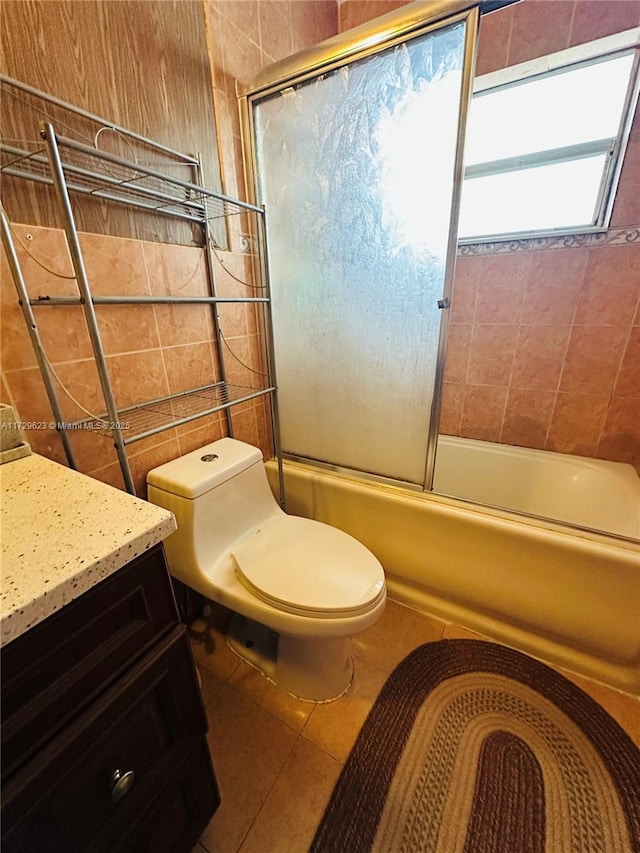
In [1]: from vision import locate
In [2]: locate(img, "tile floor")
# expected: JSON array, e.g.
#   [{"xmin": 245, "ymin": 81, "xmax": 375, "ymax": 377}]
[{"xmin": 189, "ymin": 598, "xmax": 640, "ymax": 853}]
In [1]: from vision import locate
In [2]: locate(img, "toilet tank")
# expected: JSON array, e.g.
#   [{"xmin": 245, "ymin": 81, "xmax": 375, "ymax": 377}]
[{"xmin": 147, "ymin": 438, "xmax": 282, "ymax": 585}]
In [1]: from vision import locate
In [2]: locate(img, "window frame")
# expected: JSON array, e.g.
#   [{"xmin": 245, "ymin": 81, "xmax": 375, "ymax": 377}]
[{"xmin": 458, "ymin": 27, "xmax": 640, "ymax": 244}]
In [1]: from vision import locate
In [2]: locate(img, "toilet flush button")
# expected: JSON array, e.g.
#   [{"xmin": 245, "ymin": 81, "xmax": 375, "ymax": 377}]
[{"xmin": 200, "ymin": 454, "xmax": 219, "ymax": 462}]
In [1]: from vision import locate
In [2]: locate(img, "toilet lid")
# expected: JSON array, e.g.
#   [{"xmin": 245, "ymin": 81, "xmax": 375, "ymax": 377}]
[{"xmin": 231, "ymin": 516, "xmax": 385, "ymax": 616}]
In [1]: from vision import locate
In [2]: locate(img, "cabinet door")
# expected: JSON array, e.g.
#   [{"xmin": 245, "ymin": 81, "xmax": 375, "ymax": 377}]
[
  {"xmin": 110, "ymin": 740, "xmax": 219, "ymax": 853},
  {"xmin": 1, "ymin": 545, "xmax": 179, "ymax": 781},
  {"xmin": 2, "ymin": 628, "xmax": 211, "ymax": 853}
]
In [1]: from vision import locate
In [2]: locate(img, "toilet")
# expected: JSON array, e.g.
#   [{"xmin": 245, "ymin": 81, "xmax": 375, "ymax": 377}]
[{"xmin": 146, "ymin": 438, "xmax": 386, "ymax": 701}]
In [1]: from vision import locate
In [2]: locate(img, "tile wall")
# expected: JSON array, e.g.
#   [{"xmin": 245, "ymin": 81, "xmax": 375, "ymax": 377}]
[
  {"xmin": 204, "ymin": 0, "xmax": 337, "ymax": 223},
  {"xmin": 0, "ymin": 225, "xmax": 269, "ymax": 495},
  {"xmin": 338, "ymin": 0, "xmax": 408, "ymax": 31},
  {"xmin": 445, "ymin": 0, "xmax": 640, "ymax": 470},
  {"xmin": 442, "ymin": 237, "xmax": 640, "ymax": 469},
  {"xmin": 0, "ymin": 1, "xmax": 339, "ymax": 494},
  {"xmin": 3, "ymin": 0, "xmax": 639, "ymax": 491},
  {"xmin": 339, "ymin": 0, "xmax": 640, "ymax": 69},
  {"xmin": 475, "ymin": 0, "xmax": 640, "ymax": 75},
  {"xmin": 339, "ymin": 0, "xmax": 640, "ymax": 471}
]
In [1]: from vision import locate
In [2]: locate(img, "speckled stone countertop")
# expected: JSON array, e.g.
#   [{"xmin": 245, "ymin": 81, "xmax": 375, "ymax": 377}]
[{"xmin": 0, "ymin": 454, "xmax": 177, "ymax": 648}]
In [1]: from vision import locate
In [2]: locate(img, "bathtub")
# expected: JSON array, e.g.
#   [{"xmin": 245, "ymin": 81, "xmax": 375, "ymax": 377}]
[
  {"xmin": 433, "ymin": 435, "xmax": 640, "ymax": 540},
  {"xmin": 265, "ymin": 439, "xmax": 640, "ymax": 694}
]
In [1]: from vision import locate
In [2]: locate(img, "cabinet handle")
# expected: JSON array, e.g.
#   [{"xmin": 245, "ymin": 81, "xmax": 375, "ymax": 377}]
[{"xmin": 110, "ymin": 768, "xmax": 136, "ymax": 802}]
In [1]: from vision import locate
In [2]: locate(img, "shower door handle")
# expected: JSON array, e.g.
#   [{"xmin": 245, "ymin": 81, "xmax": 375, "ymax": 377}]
[{"xmin": 437, "ymin": 297, "xmax": 450, "ymax": 309}]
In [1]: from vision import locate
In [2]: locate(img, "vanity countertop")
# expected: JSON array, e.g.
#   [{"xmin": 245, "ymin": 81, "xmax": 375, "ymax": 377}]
[{"xmin": 0, "ymin": 454, "xmax": 176, "ymax": 648}]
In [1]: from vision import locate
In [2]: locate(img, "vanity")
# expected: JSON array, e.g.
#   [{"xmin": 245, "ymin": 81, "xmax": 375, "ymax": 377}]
[{"xmin": 1, "ymin": 454, "xmax": 220, "ymax": 852}]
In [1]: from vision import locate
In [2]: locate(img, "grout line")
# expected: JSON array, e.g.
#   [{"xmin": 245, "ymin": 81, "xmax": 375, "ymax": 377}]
[
  {"xmin": 217, "ymin": 4, "xmax": 262, "ymax": 55},
  {"xmin": 504, "ymin": 1, "xmax": 515, "ymax": 67},
  {"xmin": 595, "ymin": 323, "xmax": 633, "ymax": 459},
  {"xmin": 460, "ymin": 256, "xmax": 482, "ymax": 434},
  {"xmin": 141, "ymin": 243, "xmax": 172, "ymax": 406},
  {"xmin": 543, "ymin": 248, "xmax": 589, "ymax": 450},
  {"xmin": 499, "ymin": 252, "xmax": 534, "ymax": 443},
  {"xmin": 566, "ymin": 0, "xmax": 579, "ymax": 51},
  {"xmin": 234, "ymin": 725, "xmax": 300, "ymax": 852}
]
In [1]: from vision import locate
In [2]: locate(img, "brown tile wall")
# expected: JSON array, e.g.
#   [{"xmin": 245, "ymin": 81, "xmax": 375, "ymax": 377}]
[
  {"xmin": 338, "ymin": 0, "xmax": 408, "ymax": 31},
  {"xmin": 4, "ymin": 0, "xmax": 638, "ymax": 494},
  {"xmin": 203, "ymin": 0, "xmax": 337, "ymax": 243},
  {"xmin": 339, "ymin": 0, "xmax": 640, "ymax": 470},
  {"xmin": 446, "ymin": 0, "xmax": 640, "ymax": 470},
  {"xmin": 0, "ymin": 224, "xmax": 268, "ymax": 495},
  {"xmin": 341, "ymin": 0, "xmax": 639, "ymax": 71},
  {"xmin": 443, "ymin": 240, "xmax": 640, "ymax": 469},
  {"xmin": 475, "ymin": 0, "xmax": 640, "ymax": 75},
  {"xmin": 1, "ymin": 1, "xmax": 339, "ymax": 494}
]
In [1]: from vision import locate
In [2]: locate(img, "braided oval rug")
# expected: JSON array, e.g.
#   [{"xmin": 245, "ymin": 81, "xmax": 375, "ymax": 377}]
[{"xmin": 311, "ymin": 640, "xmax": 640, "ymax": 853}]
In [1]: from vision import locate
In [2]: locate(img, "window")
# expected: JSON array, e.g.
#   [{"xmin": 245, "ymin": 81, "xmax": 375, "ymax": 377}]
[{"xmin": 458, "ymin": 29, "xmax": 640, "ymax": 241}]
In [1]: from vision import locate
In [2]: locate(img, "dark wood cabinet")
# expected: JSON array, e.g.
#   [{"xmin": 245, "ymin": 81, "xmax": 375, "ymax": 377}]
[{"xmin": 1, "ymin": 545, "xmax": 219, "ymax": 852}]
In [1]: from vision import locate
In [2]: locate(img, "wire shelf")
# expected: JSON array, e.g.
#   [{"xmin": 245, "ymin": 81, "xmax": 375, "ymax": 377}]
[
  {"xmin": 1, "ymin": 89, "xmax": 280, "ymax": 498},
  {"xmin": 1, "ymin": 133, "xmax": 261, "ymax": 223},
  {"xmin": 72, "ymin": 382, "xmax": 275, "ymax": 443}
]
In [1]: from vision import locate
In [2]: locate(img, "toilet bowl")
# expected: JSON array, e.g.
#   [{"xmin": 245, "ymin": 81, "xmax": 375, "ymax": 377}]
[{"xmin": 147, "ymin": 438, "xmax": 386, "ymax": 701}]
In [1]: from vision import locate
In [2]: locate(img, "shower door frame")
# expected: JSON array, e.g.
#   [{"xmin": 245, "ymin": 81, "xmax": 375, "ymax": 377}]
[{"xmin": 239, "ymin": 0, "xmax": 480, "ymax": 493}]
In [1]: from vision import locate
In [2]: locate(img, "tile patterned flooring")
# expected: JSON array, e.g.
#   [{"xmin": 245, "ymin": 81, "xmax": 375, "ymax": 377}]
[{"xmin": 190, "ymin": 598, "xmax": 640, "ymax": 853}]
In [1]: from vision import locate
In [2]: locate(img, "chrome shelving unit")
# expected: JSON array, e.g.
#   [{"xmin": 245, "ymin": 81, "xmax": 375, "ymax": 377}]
[{"xmin": 1, "ymin": 79, "xmax": 283, "ymax": 498}]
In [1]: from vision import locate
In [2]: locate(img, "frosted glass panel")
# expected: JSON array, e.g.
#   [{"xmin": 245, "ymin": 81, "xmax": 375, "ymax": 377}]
[{"xmin": 254, "ymin": 23, "xmax": 466, "ymax": 483}]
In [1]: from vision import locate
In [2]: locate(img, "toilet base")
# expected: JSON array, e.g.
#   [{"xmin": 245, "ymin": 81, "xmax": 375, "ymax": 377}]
[{"xmin": 226, "ymin": 613, "xmax": 354, "ymax": 702}]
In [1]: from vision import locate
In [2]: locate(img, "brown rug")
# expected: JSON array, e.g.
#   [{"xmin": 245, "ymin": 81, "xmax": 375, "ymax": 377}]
[{"xmin": 311, "ymin": 641, "xmax": 640, "ymax": 853}]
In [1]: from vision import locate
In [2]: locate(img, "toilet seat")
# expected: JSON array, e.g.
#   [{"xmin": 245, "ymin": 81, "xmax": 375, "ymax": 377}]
[{"xmin": 231, "ymin": 516, "xmax": 385, "ymax": 619}]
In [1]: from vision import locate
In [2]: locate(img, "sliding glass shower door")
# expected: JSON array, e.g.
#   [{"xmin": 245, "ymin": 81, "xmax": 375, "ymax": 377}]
[{"xmin": 245, "ymin": 4, "xmax": 478, "ymax": 487}]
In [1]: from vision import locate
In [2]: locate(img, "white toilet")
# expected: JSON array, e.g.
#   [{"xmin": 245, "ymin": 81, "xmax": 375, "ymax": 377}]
[{"xmin": 147, "ymin": 438, "xmax": 386, "ymax": 701}]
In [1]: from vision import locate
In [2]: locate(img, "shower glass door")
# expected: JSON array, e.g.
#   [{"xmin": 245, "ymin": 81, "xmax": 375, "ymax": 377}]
[{"xmin": 246, "ymin": 5, "xmax": 478, "ymax": 487}]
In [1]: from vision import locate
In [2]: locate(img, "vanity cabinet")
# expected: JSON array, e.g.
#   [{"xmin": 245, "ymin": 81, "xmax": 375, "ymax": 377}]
[{"xmin": 1, "ymin": 544, "xmax": 219, "ymax": 852}]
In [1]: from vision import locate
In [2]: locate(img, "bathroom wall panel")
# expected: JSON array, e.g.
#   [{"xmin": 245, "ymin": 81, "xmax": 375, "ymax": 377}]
[
  {"xmin": 2, "ymin": 0, "xmax": 334, "ymax": 490},
  {"xmin": 598, "ymin": 398, "xmax": 640, "ymax": 469},
  {"xmin": 443, "ymin": 243, "xmax": 640, "ymax": 469},
  {"xmin": 614, "ymin": 326, "xmax": 640, "ymax": 399},
  {"xmin": 576, "ymin": 244, "xmax": 640, "ymax": 326},
  {"xmin": 520, "ymin": 248, "xmax": 586, "ymax": 326},
  {"xmin": 459, "ymin": 385, "xmax": 508, "ymax": 443},
  {"xmin": 338, "ymin": 1, "xmax": 409, "ymax": 33},
  {"xmin": 0, "ymin": 227, "xmax": 270, "ymax": 487},
  {"xmin": 500, "ymin": 389, "xmax": 556, "ymax": 450},
  {"xmin": 446, "ymin": 0, "xmax": 639, "ymax": 471},
  {"xmin": 570, "ymin": 0, "xmax": 640, "ymax": 47},
  {"xmin": 173, "ymin": 413, "xmax": 226, "ymax": 458},
  {"xmin": 560, "ymin": 325, "xmax": 630, "ymax": 397},
  {"xmin": 506, "ymin": 0, "xmax": 575, "ymax": 65},
  {"xmin": 473, "ymin": 3, "xmax": 515, "ymax": 76},
  {"xmin": 1, "ymin": 0, "xmax": 221, "ymax": 246},
  {"xmin": 546, "ymin": 393, "xmax": 611, "ymax": 458},
  {"xmin": 510, "ymin": 326, "xmax": 572, "ymax": 392}
]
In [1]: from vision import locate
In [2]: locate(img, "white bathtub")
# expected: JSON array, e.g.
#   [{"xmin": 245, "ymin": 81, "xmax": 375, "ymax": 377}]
[
  {"xmin": 265, "ymin": 440, "xmax": 640, "ymax": 694},
  {"xmin": 434, "ymin": 436, "xmax": 640, "ymax": 540}
]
